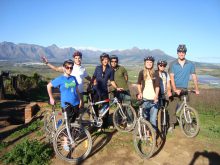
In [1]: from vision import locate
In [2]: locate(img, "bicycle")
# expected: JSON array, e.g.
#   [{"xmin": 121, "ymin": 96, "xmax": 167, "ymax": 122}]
[
  {"xmin": 173, "ymin": 89, "xmax": 200, "ymax": 138},
  {"xmin": 133, "ymin": 100, "xmax": 156, "ymax": 159},
  {"xmin": 44, "ymin": 104, "xmax": 62, "ymax": 143},
  {"xmin": 157, "ymin": 99, "xmax": 169, "ymax": 139},
  {"xmin": 80, "ymin": 90, "xmax": 137, "ymax": 132},
  {"xmin": 45, "ymin": 102, "xmax": 92, "ymax": 163}
]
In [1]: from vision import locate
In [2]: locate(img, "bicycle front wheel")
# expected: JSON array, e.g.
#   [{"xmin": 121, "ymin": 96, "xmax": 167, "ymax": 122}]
[
  {"xmin": 113, "ymin": 104, "xmax": 137, "ymax": 132},
  {"xmin": 157, "ymin": 108, "xmax": 168, "ymax": 139},
  {"xmin": 53, "ymin": 124, "xmax": 92, "ymax": 163},
  {"xmin": 179, "ymin": 106, "xmax": 200, "ymax": 138},
  {"xmin": 133, "ymin": 119, "xmax": 156, "ymax": 159},
  {"xmin": 44, "ymin": 112, "xmax": 55, "ymax": 143}
]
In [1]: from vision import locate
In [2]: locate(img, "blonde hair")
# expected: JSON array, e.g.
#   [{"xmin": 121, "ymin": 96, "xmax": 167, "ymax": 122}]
[{"xmin": 143, "ymin": 62, "xmax": 155, "ymax": 80}]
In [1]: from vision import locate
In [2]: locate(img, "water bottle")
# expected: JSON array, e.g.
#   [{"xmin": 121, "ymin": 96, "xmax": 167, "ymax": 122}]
[
  {"xmin": 99, "ymin": 104, "xmax": 108, "ymax": 115},
  {"xmin": 57, "ymin": 119, "xmax": 63, "ymax": 128}
]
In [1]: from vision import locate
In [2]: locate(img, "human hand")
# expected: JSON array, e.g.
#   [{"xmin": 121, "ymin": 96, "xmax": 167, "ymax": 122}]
[
  {"xmin": 154, "ymin": 95, "xmax": 158, "ymax": 103},
  {"xmin": 137, "ymin": 93, "xmax": 143, "ymax": 100},
  {"xmin": 175, "ymin": 89, "xmax": 181, "ymax": 95},
  {"xmin": 167, "ymin": 91, "xmax": 172, "ymax": 97},
  {"xmin": 41, "ymin": 55, "xmax": 48, "ymax": 64},
  {"xmin": 116, "ymin": 87, "xmax": 124, "ymax": 91},
  {"xmin": 49, "ymin": 98, "xmax": 55, "ymax": 105},
  {"xmin": 195, "ymin": 90, "xmax": 200, "ymax": 95}
]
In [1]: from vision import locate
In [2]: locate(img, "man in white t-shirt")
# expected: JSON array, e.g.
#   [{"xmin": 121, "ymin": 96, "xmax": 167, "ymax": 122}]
[{"xmin": 42, "ymin": 51, "xmax": 91, "ymax": 107}]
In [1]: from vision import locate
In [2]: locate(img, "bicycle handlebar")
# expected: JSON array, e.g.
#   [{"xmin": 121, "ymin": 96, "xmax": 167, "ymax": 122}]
[{"xmin": 172, "ymin": 89, "xmax": 196, "ymax": 97}]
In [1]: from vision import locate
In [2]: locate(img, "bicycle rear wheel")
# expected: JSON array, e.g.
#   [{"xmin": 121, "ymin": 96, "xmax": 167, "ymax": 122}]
[
  {"xmin": 133, "ymin": 119, "xmax": 156, "ymax": 159},
  {"xmin": 113, "ymin": 104, "xmax": 137, "ymax": 132},
  {"xmin": 179, "ymin": 106, "xmax": 200, "ymax": 138},
  {"xmin": 44, "ymin": 112, "xmax": 55, "ymax": 143},
  {"xmin": 53, "ymin": 124, "xmax": 92, "ymax": 163}
]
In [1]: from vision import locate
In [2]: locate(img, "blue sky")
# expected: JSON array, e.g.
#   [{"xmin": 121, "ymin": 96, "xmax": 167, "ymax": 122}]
[{"xmin": 0, "ymin": 0, "xmax": 220, "ymax": 63}]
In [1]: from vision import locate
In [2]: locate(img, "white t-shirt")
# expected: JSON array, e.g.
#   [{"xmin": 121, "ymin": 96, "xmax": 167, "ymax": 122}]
[
  {"xmin": 159, "ymin": 71, "xmax": 170, "ymax": 94},
  {"xmin": 143, "ymin": 79, "xmax": 156, "ymax": 100},
  {"xmin": 71, "ymin": 65, "xmax": 88, "ymax": 93}
]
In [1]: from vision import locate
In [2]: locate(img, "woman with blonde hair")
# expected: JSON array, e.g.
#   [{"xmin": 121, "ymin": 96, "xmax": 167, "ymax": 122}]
[{"xmin": 137, "ymin": 56, "xmax": 160, "ymax": 131}]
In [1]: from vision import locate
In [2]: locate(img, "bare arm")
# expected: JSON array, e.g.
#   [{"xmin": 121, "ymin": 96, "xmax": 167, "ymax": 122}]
[
  {"xmin": 137, "ymin": 84, "xmax": 142, "ymax": 99},
  {"xmin": 192, "ymin": 74, "xmax": 199, "ymax": 94},
  {"xmin": 124, "ymin": 75, "xmax": 128, "ymax": 82},
  {"xmin": 47, "ymin": 82, "xmax": 55, "ymax": 105},
  {"xmin": 170, "ymin": 73, "xmax": 181, "ymax": 95},
  {"xmin": 154, "ymin": 87, "xmax": 159, "ymax": 103},
  {"xmin": 110, "ymin": 81, "xmax": 123, "ymax": 91},
  {"xmin": 41, "ymin": 56, "xmax": 63, "ymax": 72}
]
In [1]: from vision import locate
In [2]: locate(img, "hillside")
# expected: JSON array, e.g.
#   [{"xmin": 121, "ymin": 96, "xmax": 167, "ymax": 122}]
[{"xmin": 0, "ymin": 41, "xmax": 175, "ymax": 64}]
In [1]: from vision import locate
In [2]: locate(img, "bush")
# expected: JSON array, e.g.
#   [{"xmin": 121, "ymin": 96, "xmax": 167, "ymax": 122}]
[{"xmin": 1, "ymin": 139, "xmax": 53, "ymax": 165}]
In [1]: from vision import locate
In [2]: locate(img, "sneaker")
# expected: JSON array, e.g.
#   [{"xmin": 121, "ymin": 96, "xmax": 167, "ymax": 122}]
[{"xmin": 168, "ymin": 127, "xmax": 174, "ymax": 133}]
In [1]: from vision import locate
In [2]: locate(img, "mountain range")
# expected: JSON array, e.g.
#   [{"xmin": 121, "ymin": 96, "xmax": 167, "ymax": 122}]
[{"xmin": 0, "ymin": 41, "xmax": 175, "ymax": 65}]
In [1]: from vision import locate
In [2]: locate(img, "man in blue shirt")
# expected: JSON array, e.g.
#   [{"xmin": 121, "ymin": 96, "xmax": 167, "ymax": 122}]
[
  {"xmin": 47, "ymin": 59, "xmax": 82, "ymax": 122},
  {"xmin": 92, "ymin": 53, "xmax": 123, "ymax": 129},
  {"xmin": 168, "ymin": 44, "xmax": 199, "ymax": 133}
]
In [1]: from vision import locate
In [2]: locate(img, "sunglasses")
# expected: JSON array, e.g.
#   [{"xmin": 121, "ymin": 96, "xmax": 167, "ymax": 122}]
[
  {"xmin": 65, "ymin": 66, "xmax": 73, "ymax": 70},
  {"xmin": 159, "ymin": 64, "xmax": 166, "ymax": 67},
  {"xmin": 111, "ymin": 60, "xmax": 117, "ymax": 63}
]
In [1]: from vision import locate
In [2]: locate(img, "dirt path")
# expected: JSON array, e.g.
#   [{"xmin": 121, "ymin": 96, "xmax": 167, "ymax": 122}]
[{"xmin": 51, "ymin": 128, "xmax": 220, "ymax": 165}]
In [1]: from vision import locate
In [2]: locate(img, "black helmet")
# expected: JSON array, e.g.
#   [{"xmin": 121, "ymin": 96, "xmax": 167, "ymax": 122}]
[
  {"xmin": 177, "ymin": 44, "xmax": 187, "ymax": 53},
  {"xmin": 100, "ymin": 53, "xmax": 109, "ymax": 60},
  {"xmin": 63, "ymin": 59, "xmax": 74, "ymax": 66},
  {"xmin": 110, "ymin": 55, "xmax": 118, "ymax": 62},
  {"xmin": 157, "ymin": 59, "xmax": 167, "ymax": 66},
  {"xmin": 144, "ymin": 56, "xmax": 155, "ymax": 62},
  {"xmin": 73, "ymin": 51, "xmax": 82, "ymax": 58}
]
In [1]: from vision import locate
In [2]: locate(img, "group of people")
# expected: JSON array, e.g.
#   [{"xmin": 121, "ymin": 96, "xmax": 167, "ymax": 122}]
[{"xmin": 44, "ymin": 44, "xmax": 199, "ymax": 133}]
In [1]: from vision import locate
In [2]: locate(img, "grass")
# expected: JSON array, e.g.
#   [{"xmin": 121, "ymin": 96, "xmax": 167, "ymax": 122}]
[
  {"xmin": 7, "ymin": 119, "xmax": 43, "ymax": 140},
  {"xmin": 0, "ymin": 139, "xmax": 53, "ymax": 165}
]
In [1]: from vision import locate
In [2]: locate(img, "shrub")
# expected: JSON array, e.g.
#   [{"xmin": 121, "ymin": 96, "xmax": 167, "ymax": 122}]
[{"xmin": 1, "ymin": 139, "xmax": 53, "ymax": 165}]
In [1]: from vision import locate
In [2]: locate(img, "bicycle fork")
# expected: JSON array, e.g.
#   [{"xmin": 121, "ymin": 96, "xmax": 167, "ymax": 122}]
[
  {"xmin": 183, "ymin": 105, "xmax": 192, "ymax": 124},
  {"xmin": 117, "ymin": 103, "xmax": 127, "ymax": 120},
  {"xmin": 63, "ymin": 112, "xmax": 75, "ymax": 145},
  {"xmin": 138, "ymin": 108, "xmax": 147, "ymax": 140}
]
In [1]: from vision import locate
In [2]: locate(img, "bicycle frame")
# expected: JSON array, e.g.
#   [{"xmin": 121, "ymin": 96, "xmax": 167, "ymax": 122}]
[
  {"xmin": 176, "ymin": 93, "xmax": 193, "ymax": 124},
  {"xmin": 52, "ymin": 105, "xmax": 59, "ymax": 131},
  {"xmin": 63, "ymin": 110, "xmax": 75, "ymax": 144},
  {"xmin": 137, "ymin": 107, "xmax": 147, "ymax": 140},
  {"xmin": 88, "ymin": 97, "xmax": 125, "ymax": 123}
]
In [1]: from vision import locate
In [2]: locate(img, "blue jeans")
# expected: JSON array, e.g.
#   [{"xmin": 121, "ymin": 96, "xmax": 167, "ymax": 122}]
[
  {"xmin": 114, "ymin": 90, "xmax": 131, "ymax": 105},
  {"xmin": 142, "ymin": 99, "xmax": 159, "ymax": 130}
]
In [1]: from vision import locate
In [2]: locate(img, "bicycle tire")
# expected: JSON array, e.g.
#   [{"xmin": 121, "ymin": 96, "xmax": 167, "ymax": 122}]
[
  {"xmin": 157, "ymin": 108, "xmax": 168, "ymax": 138},
  {"xmin": 113, "ymin": 104, "xmax": 137, "ymax": 132},
  {"xmin": 53, "ymin": 124, "xmax": 92, "ymax": 163},
  {"xmin": 44, "ymin": 112, "xmax": 55, "ymax": 143},
  {"xmin": 133, "ymin": 119, "xmax": 156, "ymax": 159},
  {"xmin": 179, "ymin": 105, "xmax": 200, "ymax": 138}
]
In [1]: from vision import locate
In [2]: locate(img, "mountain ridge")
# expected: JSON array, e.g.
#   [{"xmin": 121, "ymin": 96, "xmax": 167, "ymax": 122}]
[{"xmin": 0, "ymin": 41, "xmax": 176, "ymax": 64}]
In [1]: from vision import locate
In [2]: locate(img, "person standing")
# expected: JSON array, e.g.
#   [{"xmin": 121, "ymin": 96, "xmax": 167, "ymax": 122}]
[
  {"xmin": 137, "ymin": 56, "xmax": 160, "ymax": 131},
  {"xmin": 109, "ymin": 55, "xmax": 131, "ymax": 104},
  {"xmin": 42, "ymin": 51, "xmax": 91, "ymax": 107},
  {"xmin": 156, "ymin": 59, "xmax": 172, "ymax": 107},
  {"xmin": 168, "ymin": 44, "xmax": 199, "ymax": 133},
  {"xmin": 92, "ymin": 53, "xmax": 123, "ymax": 129}
]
